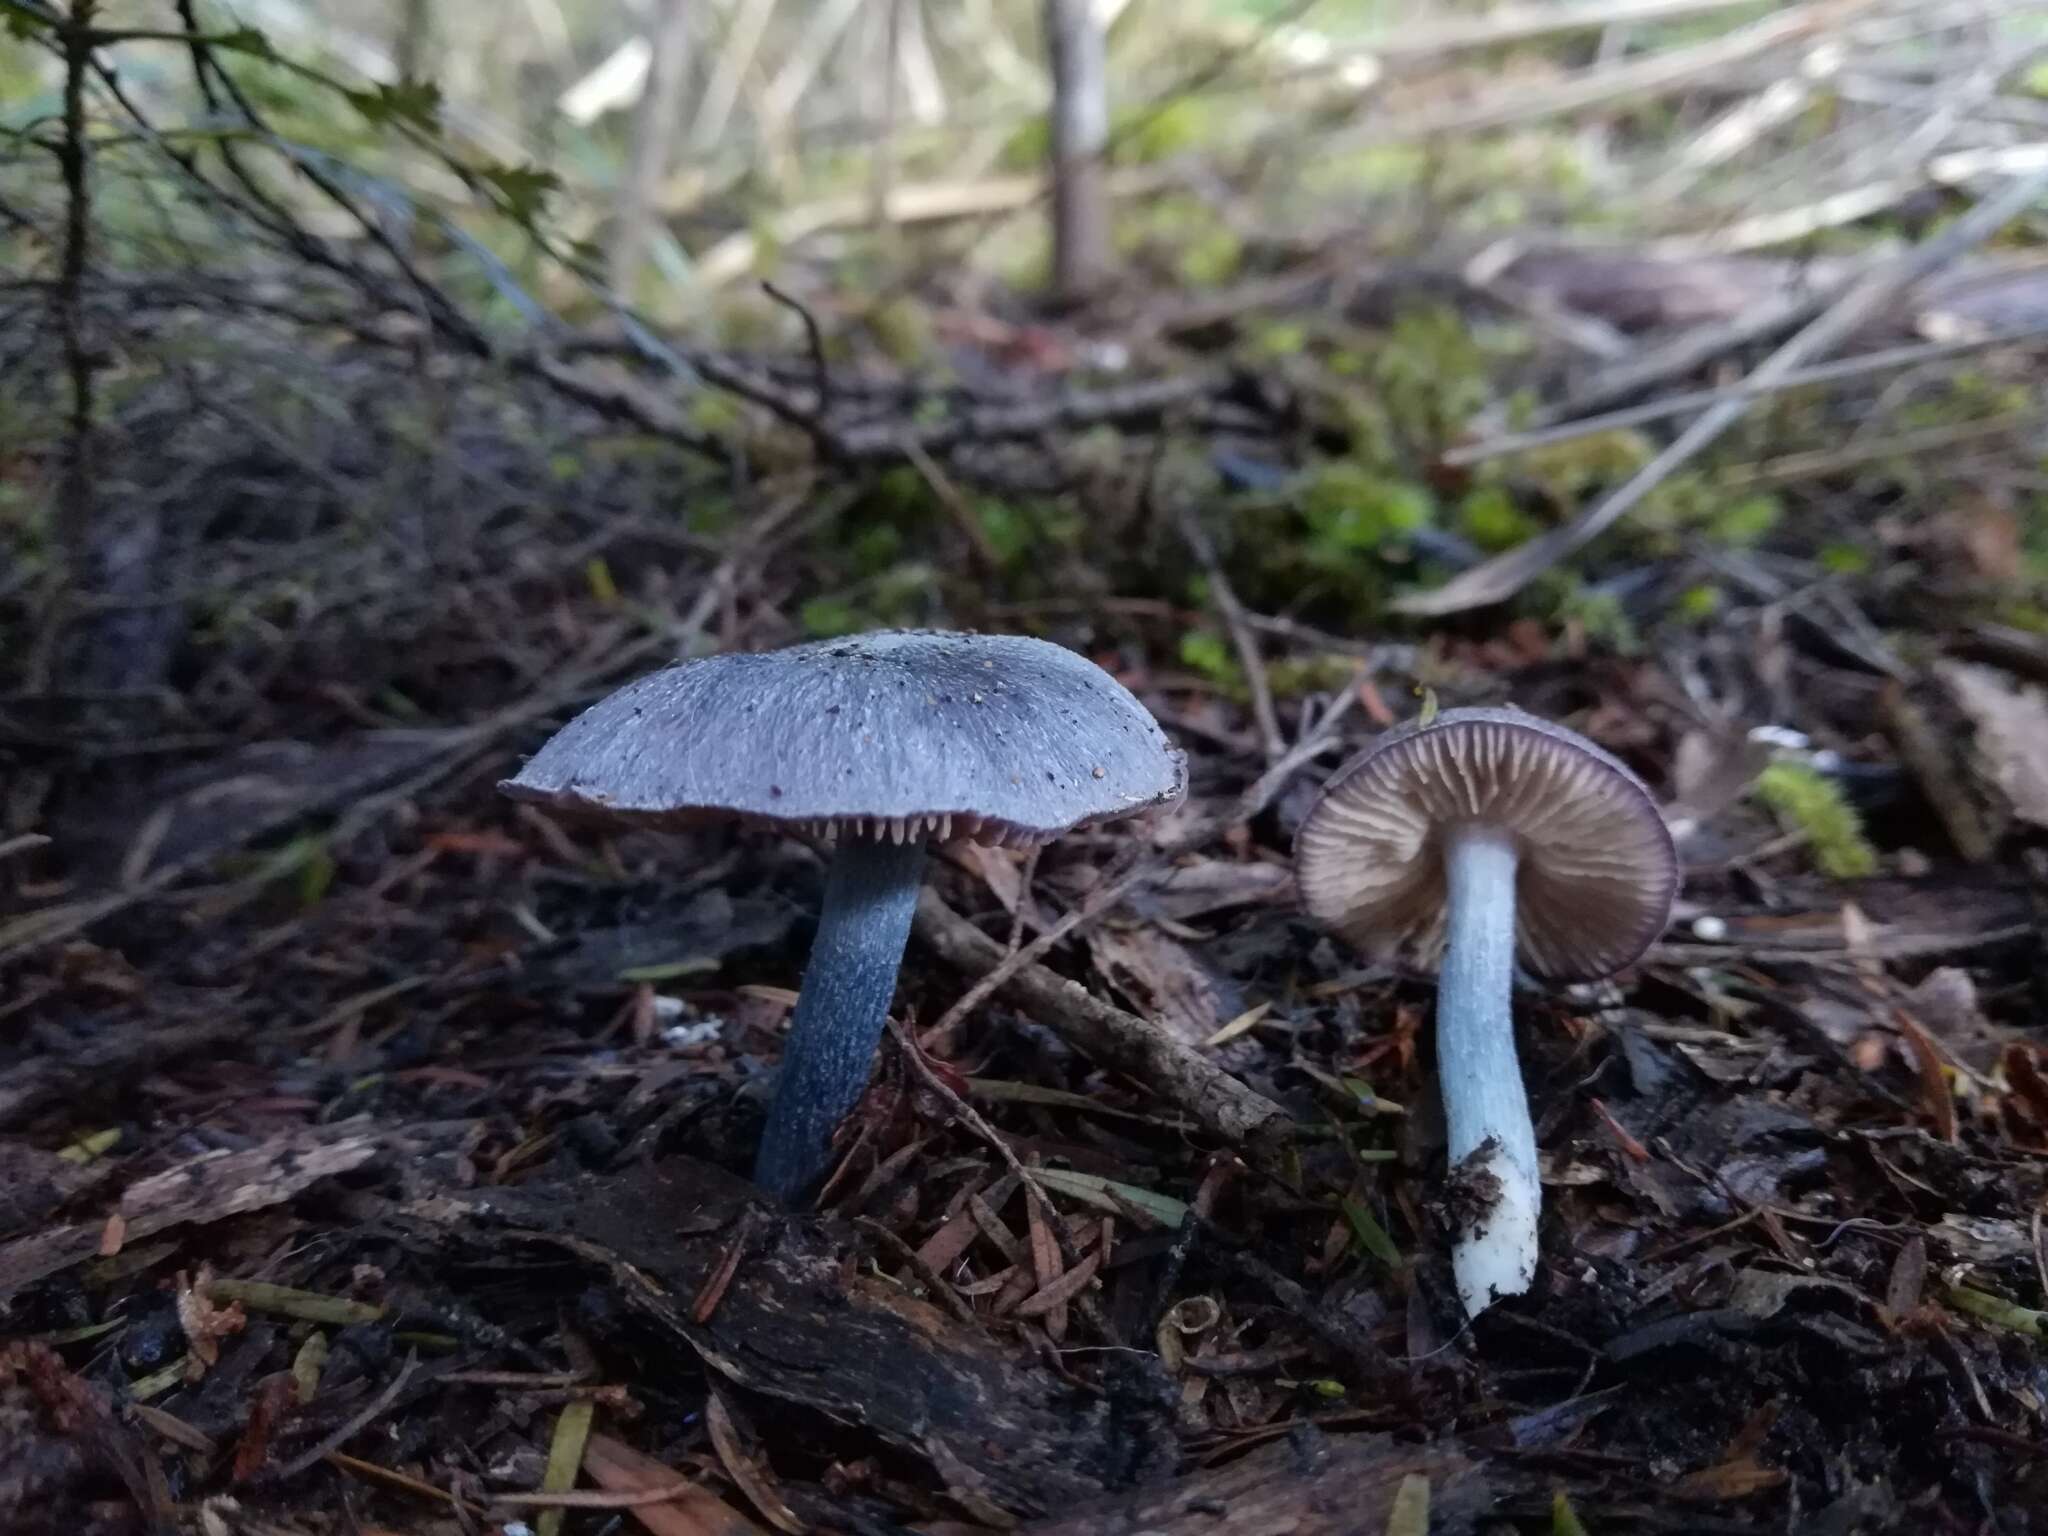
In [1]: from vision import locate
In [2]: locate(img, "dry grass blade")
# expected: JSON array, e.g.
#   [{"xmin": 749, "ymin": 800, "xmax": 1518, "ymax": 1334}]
[
  {"xmin": 537, "ymin": 1398, "xmax": 597, "ymax": 1536},
  {"xmin": 570, "ymin": 1434, "xmax": 768, "ymax": 1533},
  {"xmin": 704, "ymin": 1389, "xmax": 805, "ymax": 1536}
]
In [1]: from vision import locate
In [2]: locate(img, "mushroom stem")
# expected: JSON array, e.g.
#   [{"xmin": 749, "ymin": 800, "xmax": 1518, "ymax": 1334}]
[
  {"xmin": 753, "ymin": 836, "xmax": 929, "ymax": 1205},
  {"xmin": 1438, "ymin": 823, "xmax": 1540, "ymax": 1317}
]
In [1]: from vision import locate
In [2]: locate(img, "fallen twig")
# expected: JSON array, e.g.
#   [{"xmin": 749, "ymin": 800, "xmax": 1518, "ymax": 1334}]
[
  {"xmin": 913, "ymin": 891, "xmax": 1288, "ymax": 1148},
  {"xmin": 1177, "ymin": 509, "xmax": 1283, "ymax": 763},
  {"xmin": 919, "ymin": 682, "xmax": 1361, "ymax": 1059},
  {"xmin": 1445, "ymin": 322, "xmax": 2048, "ymax": 467},
  {"xmin": 273, "ymin": 1351, "xmax": 419, "ymax": 1480},
  {"xmin": 1399, "ymin": 164, "xmax": 2048, "ymax": 615}
]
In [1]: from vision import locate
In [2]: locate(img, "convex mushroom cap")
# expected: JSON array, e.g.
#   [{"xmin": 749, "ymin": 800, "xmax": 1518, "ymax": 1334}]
[
  {"xmin": 501, "ymin": 629, "xmax": 1186, "ymax": 1208},
  {"xmin": 499, "ymin": 629, "xmax": 1187, "ymax": 845},
  {"xmin": 1294, "ymin": 706, "xmax": 1677, "ymax": 981}
]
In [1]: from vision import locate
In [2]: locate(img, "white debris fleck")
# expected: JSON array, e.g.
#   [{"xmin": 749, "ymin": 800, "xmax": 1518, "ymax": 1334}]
[
  {"xmin": 1748, "ymin": 724, "xmax": 1810, "ymax": 751},
  {"xmin": 663, "ymin": 1018, "xmax": 723, "ymax": 1049}
]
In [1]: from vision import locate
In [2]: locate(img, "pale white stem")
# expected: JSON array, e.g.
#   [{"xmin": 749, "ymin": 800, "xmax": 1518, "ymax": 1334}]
[{"xmin": 1438, "ymin": 824, "xmax": 1540, "ymax": 1317}]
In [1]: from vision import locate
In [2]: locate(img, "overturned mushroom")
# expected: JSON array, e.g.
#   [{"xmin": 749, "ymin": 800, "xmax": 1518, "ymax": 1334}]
[
  {"xmin": 1293, "ymin": 706, "xmax": 1677, "ymax": 1316},
  {"xmin": 501, "ymin": 630, "xmax": 1186, "ymax": 1205}
]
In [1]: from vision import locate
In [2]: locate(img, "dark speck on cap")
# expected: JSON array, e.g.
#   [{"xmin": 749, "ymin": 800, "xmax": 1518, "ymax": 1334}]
[{"xmin": 500, "ymin": 629, "xmax": 1188, "ymax": 847}]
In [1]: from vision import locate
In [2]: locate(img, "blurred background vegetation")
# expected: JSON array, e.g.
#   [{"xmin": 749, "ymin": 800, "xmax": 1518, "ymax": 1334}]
[{"xmin": 6, "ymin": 0, "xmax": 2048, "ymax": 750}]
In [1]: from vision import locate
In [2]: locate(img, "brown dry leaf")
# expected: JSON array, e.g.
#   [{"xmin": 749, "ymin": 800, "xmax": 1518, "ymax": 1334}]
[
  {"xmin": 232, "ymin": 1374, "xmax": 294, "ymax": 1482},
  {"xmin": 944, "ymin": 841, "xmax": 1028, "ymax": 914},
  {"xmin": 704, "ymin": 1389, "xmax": 805, "ymax": 1535},
  {"xmin": 2002, "ymin": 1043, "xmax": 2048, "ymax": 1130},
  {"xmin": 1087, "ymin": 928, "xmax": 1233, "ymax": 1046},
  {"xmin": 1666, "ymin": 728, "xmax": 1772, "ymax": 836},
  {"xmin": 175, "ymin": 1266, "xmax": 248, "ymax": 1381},
  {"xmin": 1904, "ymin": 967, "xmax": 2009, "ymax": 1075},
  {"xmin": 1016, "ymin": 1250, "xmax": 1102, "ymax": 1319},
  {"xmin": 1895, "ymin": 1011, "xmax": 1959, "ymax": 1143},
  {"xmin": 1024, "ymin": 1194, "xmax": 1068, "ymax": 1340},
  {"xmin": 583, "ymin": 1432, "xmax": 768, "ymax": 1536},
  {"xmin": 1938, "ymin": 661, "xmax": 2048, "ymax": 828},
  {"xmin": 1884, "ymin": 1235, "xmax": 1928, "ymax": 1324},
  {"xmin": 1942, "ymin": 498, "xmax": 2025, "ymax": 585},
  {"xmin": 1143, "ymin": 858, "xmax": 1294, "ymax": 923},
  {"xmin": 1670, "ymin": 1457, "xmax": 1788, "ymax": 1501}
]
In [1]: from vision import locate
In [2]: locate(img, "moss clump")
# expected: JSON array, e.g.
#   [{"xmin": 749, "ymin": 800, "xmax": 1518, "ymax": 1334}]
[
  {"xmin": 1267, "ymin": 653, "xmax": 1359, "ymax": 698},
  {"xmin": 1114, "ymin": 97, "xmax": 1215, "ymax": 164},
  {"xmin": 863, "ymin": 296, "xmax": 933, "ymax": 366},
  {"xmin": 997, "ymin": 97, "xmax": 1219, "ymax": 172},
  {"xmin": 1755, "ymin": 761, "xmax": 1879, "ymax": 878},
  {"xmin": 1117, "ymin": 196, "xmax": 1242, "ymax": 288},
  {"xmin": 1177, "ymin": 226, "xmax": 1244, "ymax": 288},
  {"xmin": 1529, "ymin": 575, "xmax": 1639, "ymax": 655},
  {"xmin": 1458, "ymin": 484, "xmax": 1541, "ymax": 552},
  {"xmin": 799, "ymin": 597, "xmax": 864, "ymax": 638},
  {"xmin": 1178, "ymin": 629, "xmax": 1244, "ymax": 694},
  {"xmin": 1518, "ymin": 429, "xmax": 1658, "ymax": 509},
  {"xmin": 1300, "ymin": 465, "xmax": 1434, "ymax": 563},
  {"xmin": 1249, "ymin": 320, "xmax": 1310, "ymax": 358},
  {"xmin": 1672, "ymin": 583, "xmax": 1722, "ymax": 623},
  {"xmin": 1708, "ymin": 493, "xmax": 1783, "ymax": 547},
  {"xmin": 1366, "ymin": 306, "xmax": 1496, "ymax": 456},
  {"xmin": 975, "ymin": 497, "xmax": 1083, "ymax": 573}
]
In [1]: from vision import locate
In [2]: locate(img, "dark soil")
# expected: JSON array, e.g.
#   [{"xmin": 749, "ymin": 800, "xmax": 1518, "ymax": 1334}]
[{"xmin": 5, "ymin": 255, "xmax": 2048, "ymax": 1536}]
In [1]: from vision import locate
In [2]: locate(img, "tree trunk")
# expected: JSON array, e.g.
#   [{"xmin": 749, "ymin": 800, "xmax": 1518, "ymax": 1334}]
[
  {"xmin": 1043, "ymin": 0, "xmax": 1110, "ymax": 303},
  {"xmin": 610, "ymin": 0, "xmax": 693, "ymax": 300}
]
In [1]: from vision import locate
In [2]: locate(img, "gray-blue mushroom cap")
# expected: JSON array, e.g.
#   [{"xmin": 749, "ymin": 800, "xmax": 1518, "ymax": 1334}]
[{"xmin": 500, "ymin": 630, "xmax": 1188, "ymax": 847}]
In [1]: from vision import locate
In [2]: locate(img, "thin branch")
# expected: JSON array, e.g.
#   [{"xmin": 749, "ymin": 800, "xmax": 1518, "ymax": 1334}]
[
  {"xmin": 273, "ymin": 1352, "xmax": 420, "ymax": 1480},
  {"xmin": 1177, "ymin": 509, "xmax": 1283, "ymax": 763},
  {"xmin": 761, "ymin": 280, "xmax": 832, "ymax": 420},
  {"xmin": 917, "ymin": 683, "xmax": 1364, "ymax": 1060},
  {"xmin": 1399, "ymin": 164, "xmax": 2048, "ymax": 615},
  {"xmin": 1446, "ymin": 321, "xmax": 2048, "ymax": 467}
]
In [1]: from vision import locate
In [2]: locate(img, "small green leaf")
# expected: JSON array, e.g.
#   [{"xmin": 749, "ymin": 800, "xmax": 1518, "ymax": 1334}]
[
  {"xmin": 1946, "ymin": 1283, "xmax": 2044, "ymax": 1338},
  {"xmin": 537, "ymin": 1398, "xmax": 597, "ymax": 1536},
  {"xmin": 1384, "ymin": 1474, "xmax": 1430, "ymax": 1536},
  {"xmin": 56, "ymin": 1128, "xmax": 120, "ymax": 1164},
  {"xmin": 207, "ymin": 1278, "xmax": 385, "ymax": 1326},
  {"xmin": 1031, "ymin": 1168, "xmax": 1189, "ymax": 1227},
  {"xmin": 1553, "ymin": 1489, "xmax": 1593, "ymax": 1536},
  {"xmin": 1342, "ymin": 1197, "xmax": 1403, "ymax": 1269},
  {"xmin": 617, "ymin": 957, "xmax": 717, "ymax": 983}
]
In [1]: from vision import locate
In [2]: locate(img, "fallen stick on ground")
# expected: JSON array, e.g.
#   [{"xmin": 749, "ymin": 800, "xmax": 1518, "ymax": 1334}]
[
  {"xmin": 917, "ymin": 683, "xmax": 1362, "ymax": 1060},
  {"xmin": 912, "ymin": 888, "xmax": 1289, "ymax": 1149},
  {"xmin": 1397, "ymin": 162, "xmax": 2048, "ymax": 616}
]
